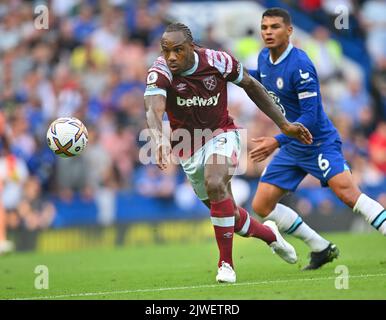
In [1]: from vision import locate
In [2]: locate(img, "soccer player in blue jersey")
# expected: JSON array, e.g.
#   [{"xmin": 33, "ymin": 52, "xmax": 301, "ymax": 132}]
[{"xmin": 249, "ymin": 8, "xmax": 386, "ymax": 270}]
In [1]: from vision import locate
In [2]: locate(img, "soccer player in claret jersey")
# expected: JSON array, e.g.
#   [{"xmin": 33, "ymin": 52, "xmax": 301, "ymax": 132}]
[
  {"xmin": 249, "ymin": 8, "xmax": 386, "ymax": 270},
  {"xmin": 144, "ymin": 23, "xmax": 313, "ymax": 283}
]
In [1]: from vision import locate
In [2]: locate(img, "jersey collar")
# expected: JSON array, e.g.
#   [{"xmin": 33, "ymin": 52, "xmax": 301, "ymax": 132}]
[
  {"xmin": 180, "ymin": 51, "xmax": 199, "ymax": 76},
  {"xmin": 269, "ymin": 43, "xmax": 293, "ymax": 65}
]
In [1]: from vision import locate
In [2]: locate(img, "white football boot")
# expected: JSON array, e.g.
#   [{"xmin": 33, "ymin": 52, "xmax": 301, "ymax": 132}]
[
  {"xmin": 264, "ymin": 220, "xmax": 297, "ymax": 264},
  {"xmin": 216, "ymin": 261, "xmax": 236, "ymax": 283},
  {"xmin": 0, "ymin": 240, "xmax": 14, "ymax": 255}
]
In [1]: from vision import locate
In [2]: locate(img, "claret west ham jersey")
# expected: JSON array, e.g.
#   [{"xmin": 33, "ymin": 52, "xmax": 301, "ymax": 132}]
[{"xmin": 144, "ymin": 47, "xmax": 244, "ymax": 148}]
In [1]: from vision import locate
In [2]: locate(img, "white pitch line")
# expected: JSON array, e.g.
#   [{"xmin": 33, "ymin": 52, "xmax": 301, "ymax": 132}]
[{"xmin": 10, "ymin": 273, "xmax": 386, "ymax": 300}]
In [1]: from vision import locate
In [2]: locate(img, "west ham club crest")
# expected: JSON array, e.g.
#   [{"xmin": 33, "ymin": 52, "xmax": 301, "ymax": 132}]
[{"xmin": 202, "ymin": 75, "xmax": 217, "ymax": 91}]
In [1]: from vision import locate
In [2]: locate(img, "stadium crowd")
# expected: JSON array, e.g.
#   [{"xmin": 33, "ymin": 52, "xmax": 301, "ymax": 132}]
[{"xmin": 0, "ymin": 0, "xmax": 385, "ymax": 250}]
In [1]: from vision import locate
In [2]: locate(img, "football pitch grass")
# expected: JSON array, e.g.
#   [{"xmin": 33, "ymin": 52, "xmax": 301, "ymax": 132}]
[{"xmin": 1, "ymin": 232, "xmax": 385, "ymax": 300}]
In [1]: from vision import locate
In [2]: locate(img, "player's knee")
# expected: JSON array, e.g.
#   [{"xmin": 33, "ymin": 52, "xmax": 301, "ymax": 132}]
[{"xmin": 205, "ymin": 176, "xmax": 227, "ymax": 200}]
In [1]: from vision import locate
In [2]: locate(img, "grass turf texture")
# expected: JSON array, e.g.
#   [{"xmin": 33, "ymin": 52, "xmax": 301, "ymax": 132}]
[{"xmin": 1, "ymin": 232, "xmax": 385, "ymax": 300}]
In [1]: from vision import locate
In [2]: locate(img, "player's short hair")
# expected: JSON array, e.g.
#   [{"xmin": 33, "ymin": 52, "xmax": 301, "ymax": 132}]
[
  {"xmin": 262, "ymin": 7, "xmax": 292, "ymax": 25},
  {"xmin": 164, "ymin": 22, "xmax": 193, "ymax": 43}
]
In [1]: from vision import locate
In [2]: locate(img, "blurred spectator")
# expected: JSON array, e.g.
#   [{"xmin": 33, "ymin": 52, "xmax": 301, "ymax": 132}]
[
  {"xmin": 298, "ymin": 0, "xmax": 323, "ymax": 14},
  {"xmin": 0, "ymin": 113, "xmax": 14, "ymax": 254},
  {"xmin": 0, "ymin": 200, "xmax": 13, "ymax": 254},
  {"xmin": 70, "ymin": 38, "xmax": 108, "ymax": 72},
  {"xmin": 72, "ymin": 4, "xmax": 97, "ymax": 43},
  {"xmin": 17, "ymin": 176, "xmax": 56, "ymax": 231},
  {"xmin": 82, "ymin": 125, "xmax": 117, "ymax": 225},
  {"xmin": 0, "ymin": 133, "xmax": 29, "ymax": 253},
  {"xmin": 0, "ymin": 137, "xmax": 29, "ymax": 217},
  {"xmin": 369, "ymin": 121, "xmax": 386, "ymax": 174},
  {"xmin": 230, "ymin": 177, "xmax": 251, "ymax": 208},
  {"xmin": 175, "ymin": 177, "xmax": 202, "ymax": 211},
  {"xmin": 338, "ymin": 76, "xmax": 373, "ymax": 129},
  {"xmin": 201, "ymin": 25, "xmax": 223, "ymax": 51},
  {"xmin": 304, "ymin": 26, "xmax": 343, "ymax": 83},
  {"xmin": 90, "ymin": 10, "xmax": 121, "ymax": 55},
  {"xmin": 234, "ymin": 28, "xmax": 261, "ymax": 69},
  {"xmin": 55, "ymin": 152, "xmax": 88, "ymax": 202},
  {"xmin": 100, "ymin": 117, "xmax": 138, "ymax": 188},
  {"xmin": 361, "ymin": 0, "xmax": 386, "ymax": 68},
  {"xmin": 0, "ymin": 14, "xmax": 21, "ymax": 53},
  {"xmin": 8, "ymin": 108, "xmax": 37, "ymax": 162},
  {"xmin": 135, "ymin": 164, "xmax": 177, "ymax": 199},
  {"xmin": 371, "ymin": 66, "xmax": 386, "ymax": 119},
  {"xmin": 111, "ymin": 35, "xmax": 147, "ymax": 83},
  {"xmin": 52, "ymin": 0, "xmax": 80, "ymax": 18}
]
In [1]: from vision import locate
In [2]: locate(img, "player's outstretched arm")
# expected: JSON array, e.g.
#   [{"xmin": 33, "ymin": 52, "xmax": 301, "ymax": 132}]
[
  {"xmin": 144, "ymin": 94, "xmax": 170, "ymax": 170},
  {"xmin": 237, "ymin": 69, "xmax": 313, "ymax": 145}
]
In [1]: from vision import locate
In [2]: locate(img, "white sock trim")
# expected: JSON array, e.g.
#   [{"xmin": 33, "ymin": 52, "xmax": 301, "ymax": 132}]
[
  {"xmin": 210, "ymin": 216, "xmax": 235, "ymax": 227},
  {"xmin": 264, "ymin": 203, "xmax": 299, "ymax": 232},
  {"xmin": 353, "ymin": 193, "xmax": 384, "ymax": 224},
  {"xmin": 265, "ymin": 204, "xmax": 329, "ymax": 252},
  {"xmin": 236, "ymin": 214, "xmax": 250, "ymax": 236}
]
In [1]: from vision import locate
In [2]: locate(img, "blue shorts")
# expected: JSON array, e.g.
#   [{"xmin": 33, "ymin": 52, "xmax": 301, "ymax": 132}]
[{"xmin": 260, "ymin": 140, "xmax": 350, "ymax": 192}]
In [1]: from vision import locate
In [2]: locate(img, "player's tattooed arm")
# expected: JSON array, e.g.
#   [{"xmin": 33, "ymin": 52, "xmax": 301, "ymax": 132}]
[
  {"xmin": 144, "ymin": 94, "xmax": 171, "ymax": 170},
  {"xmin": 237, "ymin": 69, "xmax": 313, "ymax": 144}
]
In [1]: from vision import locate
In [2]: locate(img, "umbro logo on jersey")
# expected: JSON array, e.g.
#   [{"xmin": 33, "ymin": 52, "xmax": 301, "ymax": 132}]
[
  {"xmin": 176, "ymin": 83, "xmax": 187, "ymax": 91},
  {"xmin": 299, "ymin": 69, "xmax": 310, "ymax": 79}
]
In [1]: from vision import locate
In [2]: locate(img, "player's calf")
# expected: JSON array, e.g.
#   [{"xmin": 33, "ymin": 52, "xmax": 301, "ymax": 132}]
[
  {"xmin": 210, "ymin": 198, "xmax": 235, "ymax": 268},
  {"xmin": 234, "ymin": 207, "xmax": 276, "ymax": 244},
  {"xmin": 235, "ymin": 207, "xmax": 297, "ymax": 264}
]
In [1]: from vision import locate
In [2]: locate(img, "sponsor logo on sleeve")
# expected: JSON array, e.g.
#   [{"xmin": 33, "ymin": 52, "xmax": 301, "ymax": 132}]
[
  {"xmin": 298, "ymin": 91, "xmax": 318, "ymax": 99},
  {"xmin": 299, "ymin": 69, "xmax": 310, "ymax": 79},
  {"xmin": 147, "ymin": 71, "xmax": 158, "ymax": 84}
]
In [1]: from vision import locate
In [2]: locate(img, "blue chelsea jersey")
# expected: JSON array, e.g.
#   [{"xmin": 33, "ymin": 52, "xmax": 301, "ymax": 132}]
[{"xmin": 250, "ymin": 44, "xmax": 340, "ymax": 151}]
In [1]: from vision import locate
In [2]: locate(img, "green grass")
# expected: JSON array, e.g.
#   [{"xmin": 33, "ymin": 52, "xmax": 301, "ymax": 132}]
[{"xmin": 0, "ymin": 232, "xmax": 385, "ymax": 300}]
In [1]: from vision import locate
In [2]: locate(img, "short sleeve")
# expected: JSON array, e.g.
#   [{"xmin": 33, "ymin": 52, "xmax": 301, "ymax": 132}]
[
  {"xmin": 144, "ymin": 57, "xmax": 172, "ymax": 97},
  {"xmin": 205, "ymin": 49, "xmax": 244, "ymax": 84}
]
